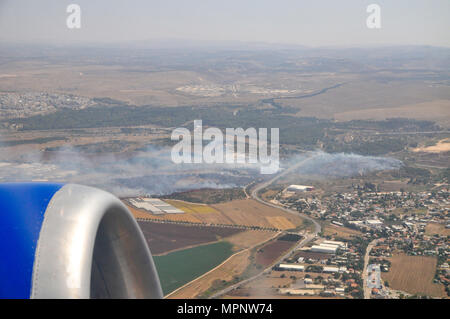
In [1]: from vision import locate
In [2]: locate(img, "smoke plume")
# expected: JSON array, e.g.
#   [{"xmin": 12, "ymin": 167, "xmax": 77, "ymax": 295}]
[{"xmin": 0, "ymin": 145, "xmax": 403, "ymax": 197}]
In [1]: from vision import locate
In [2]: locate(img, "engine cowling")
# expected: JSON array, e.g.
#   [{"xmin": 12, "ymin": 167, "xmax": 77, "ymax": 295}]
[{"xmin": 0, "ymin": 183, "xmax": 163, "ymax": 299}]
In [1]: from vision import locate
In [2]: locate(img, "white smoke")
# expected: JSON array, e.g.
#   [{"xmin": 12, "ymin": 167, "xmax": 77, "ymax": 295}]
[
  {"xmin": 0, "ymin": 144, "xmax": 403, "ymax": 197},
  {"xmin": 287, "ymin": 150, "xmax": 403, "ymax": 179},
  {"xmin": 0, "ymin": 144, "xmax": 257, "ymax": 196}
]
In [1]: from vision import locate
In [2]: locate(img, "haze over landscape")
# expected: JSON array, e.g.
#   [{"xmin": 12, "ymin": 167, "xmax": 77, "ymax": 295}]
[{"xmin": 1, "ymin": 0, "xmax": 449, "ymax": 47}]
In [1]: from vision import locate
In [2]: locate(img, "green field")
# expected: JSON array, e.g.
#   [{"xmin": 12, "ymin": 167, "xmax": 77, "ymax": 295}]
[{"xmin": 153, "ymin": 241, "xmax": 233, "ymax": 295}]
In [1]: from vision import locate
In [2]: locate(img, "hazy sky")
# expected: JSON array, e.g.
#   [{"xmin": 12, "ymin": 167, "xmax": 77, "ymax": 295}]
[{"xmin": 0, "ymin": 0, "xmax": 449, "ymax": 47}]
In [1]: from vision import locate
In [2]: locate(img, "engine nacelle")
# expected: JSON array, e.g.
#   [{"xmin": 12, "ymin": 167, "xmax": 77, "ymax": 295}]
[{"xmin": 0, "ymin": 183, "xmax": 163, "ymax": 299}]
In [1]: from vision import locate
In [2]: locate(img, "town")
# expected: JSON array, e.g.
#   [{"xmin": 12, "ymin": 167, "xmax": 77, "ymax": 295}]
[{"xmin": 245, "ymin": 184, "xmax": 450, "ymax": 299}]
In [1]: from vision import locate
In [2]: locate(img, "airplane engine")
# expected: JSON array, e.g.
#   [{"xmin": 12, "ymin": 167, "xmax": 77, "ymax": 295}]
[{"xmin": 0, "ymin": 183, "xmax": 163, "ymax": 299}]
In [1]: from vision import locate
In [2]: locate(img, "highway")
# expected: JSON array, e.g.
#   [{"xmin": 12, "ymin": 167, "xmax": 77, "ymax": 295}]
[
  {"xmin": 250, "ymin": 155, "xmax": 321, "ymax": 235},
  {"xmin": 210, "ymin": 155, "xmax": 322, "ymax": 299}
]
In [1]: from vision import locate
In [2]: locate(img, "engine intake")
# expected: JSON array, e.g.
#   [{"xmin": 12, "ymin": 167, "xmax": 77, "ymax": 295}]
[{"xmin": 0, "ymin": 183, "xmax": 163, "ymax": 299}]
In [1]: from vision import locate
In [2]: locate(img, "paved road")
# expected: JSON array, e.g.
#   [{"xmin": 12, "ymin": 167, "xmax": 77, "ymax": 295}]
[
  {"xmin": 210, "ymin": 155, "xmax": 322, "ymax": 299},
  {"xmin": 363, "ymin": 239, "xmax": 378, "ymax": 299},
  {"xmin": 250, "ymin": 155, "xmax": 321, "ymax": 234}
]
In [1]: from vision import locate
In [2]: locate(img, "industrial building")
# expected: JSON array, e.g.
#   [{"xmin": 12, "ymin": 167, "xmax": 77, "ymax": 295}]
[
  {"xmin": 323, "ymin": 266, "xmax": 348, "ymax": 273},
  {"xmin": 304, "ymin": 284, "xmax": 325, "ymax": 290},
  {"xmin": 331, "ymin": 221, "xmax": 344, "ymax": 227},
  {"xmin": 366, "ymin": 219, "xmax": 383, "ymax": 227},
  {"xmin": 310, "ymin": 244, "xmax": 337, "ymax": 254},
  {"xmin": 322, "ymin": 240, "xmax": 347, "ymax": 248},
  {"xmin": 276, "ymin": 263, "xmax": 305, "ymax": 272},
  {"xmin": 310, "ymin": 240, "xmax": 346, "ymax": 254}
]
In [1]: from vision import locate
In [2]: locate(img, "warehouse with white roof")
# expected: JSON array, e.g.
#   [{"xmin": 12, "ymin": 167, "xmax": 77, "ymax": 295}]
[{"xmin": 276, "ymin": 263, "xmax": 305, "ymax": 272}]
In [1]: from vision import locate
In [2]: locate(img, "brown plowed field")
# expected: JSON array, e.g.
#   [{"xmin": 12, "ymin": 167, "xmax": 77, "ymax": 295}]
[
  {"xmin": 425, "ymin": 223, "xmax": 450, "ymax": 236},
  {"xmin": 225, "ymin": 230, "xmax": 280, "ymax": 251},
  {"xmin": 255, "ymin": 240, "xmax": 297, "ymax": 267},
  {"xmin": 138, "ymin": 221, "xmax": 243, "ymax": 255},
  {"xmin": 382, "ymin": 253, "xmax": 446, "ymax": 298}
]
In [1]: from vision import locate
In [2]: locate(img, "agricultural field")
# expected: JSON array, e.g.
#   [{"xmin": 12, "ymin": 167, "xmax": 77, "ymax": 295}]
[
  {"xmin": 211, "ymin": 199, "xmax": 303, "ymax": 230},
  {"xmin": 164, "ymin": 200, "xmax": 219, "ymax": 214},
  {"xmin": 168, "ymin": 249, "xmax": 252, "ymax": 299},
  {"xmin": 153, "ymin": 241, "xmax": 234, "ymax": 295},
  {"xmin": 129, "ymin": 198, "xmax": 304, "ymax": 230},
  {"xmin": 322, "ymin": 223, "xmax": 363, "ymax": 240},
  {"xmin": 425, "ymin": 223, "xmax": 450, "ymax": 237},
  {"xmin": 127, "ymin": 204, "xmax": 202, "ymax": 223},
  {"xmin": 333, "ymin": 99, "xmax": 450, "ymax": 127},
  {"xmin": 163, "ymin": 188, "xmax": 247, "ymax": 204},
  {"xmin": 224, "ymin": 230, "xmax": 280, "ymax": 252},
  {"xmin": 382, "ymin": 253, "xmax": 446, "ymax": 298},
  {"xmin": 167, "ymin": 230, "xmax": 278, "ymax": 298},
  {"xmin": 265, "ymin": 216, "xmax": 296, "ymax": 230},
  {"xmin": 255, "ymin": 239, "xmax": 298, "ymax": 267},
  {"xmin": 414, "ymin": 138, "xmax": 450, "ymax": 153},
  {"xmin": 137, "ymin": 221, "xmax": 243, "ymax": 255}
]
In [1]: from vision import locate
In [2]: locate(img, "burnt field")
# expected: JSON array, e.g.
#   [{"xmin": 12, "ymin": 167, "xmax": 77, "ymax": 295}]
[
  {"xmin": 137, "ymin": 221, "xmax": 243, "ymax": 255},
  {"xmin": 255, "ymin": 237, "xmax": 300, "ymax": 267},
  {"xmin": 162, "ymin": 188, "xmax": 246, "ymax": 204}
]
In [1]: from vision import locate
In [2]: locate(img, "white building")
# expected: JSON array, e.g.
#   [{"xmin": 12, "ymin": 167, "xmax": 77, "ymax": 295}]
[
  {"xmin": 277, "ymin": 263, "xmax": 305, "ymax": 272},
  {"xmin": 311, "ymin": 245, "xmax": 337, "ymax": 254},
  {"xmin": 323, "ymin": 266, "xmax": 339, "ymax": 273},
  {"xmin": 349, "ymin": 220, "xmax": 364, "ymax": 226},
  {"xmin": 366, "ymin": 219, "xmax": 383, "ymax": 226},
  {"xmin": 286, "ymin": 185, "xmax": 315, "ymax": 193},
  {"xmin": 323, "ymin": 266, "xmax": 348, "ymax": 273},
  {"xmin": 331, "ymin": 221, "xmax": 344, "ymax": 227},
  {"xmin": 322, "ymin": 240, "xmax": 346, "ymax": 248}
]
